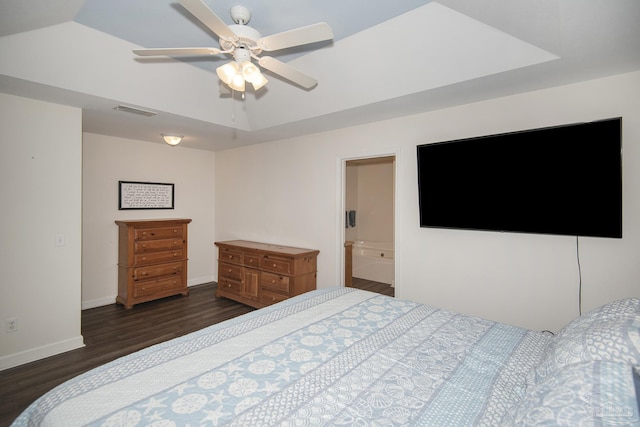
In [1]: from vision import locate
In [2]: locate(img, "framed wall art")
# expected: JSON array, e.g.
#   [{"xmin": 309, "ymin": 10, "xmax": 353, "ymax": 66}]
[{"xmin": 118, "ymin": 181, "xmax": 175, "ymax": 210}]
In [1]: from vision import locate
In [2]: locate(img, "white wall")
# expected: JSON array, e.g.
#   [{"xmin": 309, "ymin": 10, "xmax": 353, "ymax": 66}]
[
  {"xmin": 82, "ymin": 134, "xmax": 216, "ymax": 309},
  {"xmin": 354, "ymin": 161, "xmax": 395, "ymax": 244},
  {"xmin": 0, "ymin": 93, "xmax": 83, "ymax": 370},
  {"xmin": 215, "ymin": 70, "xmax": 640, "ymax": 332}
]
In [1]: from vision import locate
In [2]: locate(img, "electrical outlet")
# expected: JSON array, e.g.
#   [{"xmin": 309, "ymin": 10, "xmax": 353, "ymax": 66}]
[{"xmin": 5, "ymin": 317, "xmax": 18, "ymax": 333}]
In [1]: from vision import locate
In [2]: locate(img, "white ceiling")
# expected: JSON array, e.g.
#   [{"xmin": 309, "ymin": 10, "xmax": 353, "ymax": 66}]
[{"xmin": 1, "ymin": 0, "xmax": 639, "ymax": 151}]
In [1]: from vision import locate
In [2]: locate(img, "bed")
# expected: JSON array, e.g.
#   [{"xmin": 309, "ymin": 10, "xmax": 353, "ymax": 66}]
[{"xmin": 12, "ymin": 288, "xmax": 640, "ymax": 426}]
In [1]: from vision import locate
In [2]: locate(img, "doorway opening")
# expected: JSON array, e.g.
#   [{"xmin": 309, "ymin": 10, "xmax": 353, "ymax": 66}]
[{"xmin": 342, "ymin": 155, "xmax": 396, "ymax": 297}]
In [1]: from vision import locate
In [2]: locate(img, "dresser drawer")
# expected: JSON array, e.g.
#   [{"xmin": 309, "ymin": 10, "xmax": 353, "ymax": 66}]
[
  {"xmin": 261, "ymin": 256, "xmax": 292, "ymax": 275},
  {"xmin": 261, "ymin": 272, "xmax": 290, "ymax": 293},
  {"xmin": 260, "ymin": 288, "xmax": 289, "ymax": 306},
  {"xmin": 133, "ymin": 276, "xmax": 183, "ymax": 298},
  {"xmin": 135, "ymin": 226, "xmax": 183, "ymax": 241},
  {"xmin": 135, "ymin": 238, "xmax": 183, "ymax": 253},
  {"xmin": 135, "ymin": 250, "xmax": 183, "ymax": 266},
  {"xmin": 219, "ymin": 248, "xmax": 243, "ymax": 264},
  {"xmin": 244, "ymin": 254, "xmax": 260, "ymax": 268},
  {"xmin": 218, "ymin": 277, "xmax": 241, "ymax": 293},
  {"xmin": 219, "ymin": 262, "xmax": 242, "ymax": 281},
  {"xmin": 133, "ymin": 261, "xmax": 183, "ymax": 281}
]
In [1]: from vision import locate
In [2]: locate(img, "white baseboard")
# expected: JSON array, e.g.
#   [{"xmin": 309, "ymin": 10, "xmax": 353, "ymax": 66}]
[
  {"xmin": 188, "ymin": 275, "xmax": 215, "ymax": 286},
  {"xmin": 82, "ymin": 295, "xmax": 116, "ymax": 310},
  {"xmin": 0, "ymin": 335, "xmax": 85, "ymax": 371}
]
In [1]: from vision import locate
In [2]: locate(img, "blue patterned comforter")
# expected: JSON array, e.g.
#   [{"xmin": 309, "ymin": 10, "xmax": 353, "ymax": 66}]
[{"xmin": 12, "ymin": 288, "xmax": 550, "ymax": 426}]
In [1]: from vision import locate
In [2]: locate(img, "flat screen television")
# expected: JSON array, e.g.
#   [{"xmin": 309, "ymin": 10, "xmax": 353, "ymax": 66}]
[{"xmin": 416, "ymin": 118, "xmax": 622, "ymax": 238}]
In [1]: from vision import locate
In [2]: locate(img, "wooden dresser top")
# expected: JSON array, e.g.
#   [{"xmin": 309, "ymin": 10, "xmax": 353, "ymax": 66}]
[
  {"xmin": 115, "ymin": 218, "xmax": 192, "ymax": 227},
  {"xmin": 215, "ymin": 240, "xmax": 319, "ymax": 257}
]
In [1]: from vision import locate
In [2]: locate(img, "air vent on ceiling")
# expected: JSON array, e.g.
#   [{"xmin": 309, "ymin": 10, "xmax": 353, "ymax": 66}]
[{"xmin": 113, "ymin": 105, "xmax": 157, "ymax": 117}]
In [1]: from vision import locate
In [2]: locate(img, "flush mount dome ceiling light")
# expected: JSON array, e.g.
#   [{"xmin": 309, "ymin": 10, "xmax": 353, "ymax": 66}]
[
  {"xmin": 161, "ymin": 134, "xmax": 183, "ymax": 146},
  {"xmin": 133, "ymin": 0, "xmax": 333, "ymax": 92}
]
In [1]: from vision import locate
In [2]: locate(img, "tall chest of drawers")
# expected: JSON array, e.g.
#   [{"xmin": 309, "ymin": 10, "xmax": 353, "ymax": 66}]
[
  {"xmin": 215, "ymin": 240, "xmax": 319, "ymax": 309},
  {"xmin": 116, "ymin": 219, "xmax": 191, "ymax": 309}
]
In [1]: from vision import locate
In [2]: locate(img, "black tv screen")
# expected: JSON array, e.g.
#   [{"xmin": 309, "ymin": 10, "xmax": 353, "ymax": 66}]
[{"xmin": 417, "ymin": 118, "xmax": 622, "ymax": 238}]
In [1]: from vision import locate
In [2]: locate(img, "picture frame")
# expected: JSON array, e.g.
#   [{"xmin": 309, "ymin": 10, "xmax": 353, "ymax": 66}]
[{"xmin": 118, "ymin": 181, "xmax": 175, "ymax": 210}]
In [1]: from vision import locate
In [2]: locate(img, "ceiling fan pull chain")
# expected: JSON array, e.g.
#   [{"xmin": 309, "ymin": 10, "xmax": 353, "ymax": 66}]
[{"xmin": 231, "ymin": 91, "xmax": 236, "ymax": 123}]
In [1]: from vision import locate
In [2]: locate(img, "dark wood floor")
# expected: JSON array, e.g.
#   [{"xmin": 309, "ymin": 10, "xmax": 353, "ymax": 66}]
[
  {"xmin": 350, "ymin": 276, "xmax": 395, "ymax": 297},
  {"xmin": 0, "ymin": 279, "xmax": 393, "ymax": 425}
]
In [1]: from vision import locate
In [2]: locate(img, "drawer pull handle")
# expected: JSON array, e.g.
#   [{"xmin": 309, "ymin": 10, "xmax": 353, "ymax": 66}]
[
  {"xmin": 142, "ymin": 272, "xmax": 148, "ymax": 276},
  {"xmin": 249, "ymin": 259, "xmax": 253, "ymax": 263},
  {"xmin": 273, "ymin": 263, "xmax": 277, "ymax": 268},
  {"xmin": 142, "ymin": 245, "xmax": 147, "ymax": 249},
  {"xmin": 173, "ymin": 253, "xmax": 178, "ymax": 257},
  {"xmin": 173, "ymin": 229, "xmax": 178, "ymax": 233},
  {"xmin": 271, "ymin": 279, "xmax": 276, "ymax": 284},
  {"xmin": 227, "ymin": 284, "xmax": 232, "ymax": 288},
  {"xmin": 272, "ymin": 297, "xmax": 276, "ymax": 301},
  {"xmin": 142, "ymin": 257, "xmax": 146, "ymax": 261},
  {"xmin": 228, "ymin": 255, "xmax": 233, "ymax": 259},
  {"xmin": 228, "ymin": 269, "xmax": 232, "ymax": 273}
]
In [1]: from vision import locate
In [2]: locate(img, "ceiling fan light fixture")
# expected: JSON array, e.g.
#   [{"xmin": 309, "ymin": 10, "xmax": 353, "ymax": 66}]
[
  {"xmin": 241, "ymin": 61, "xmax": 260, "ymax": 81},
  {"xmin": 161, "ymin": 134, "xmax": 183, "ymax": 146},
  {"xmin": 229, "ymin": 73, "xmax": 246, "ymax": 92},
  {"xmin": 250, "ymin": 73, "xmax": 268, "ymax": 91},
  {"xmin": 216, "ymin": 62, "xmax": 239, "ymax": 85},
  {"xmin": 217, "ymin": 59, "xmax": 268, "ymax": 92},
  {"xmin": 241, "ymin": 61, "xmax": 268, "ymax": 91}
]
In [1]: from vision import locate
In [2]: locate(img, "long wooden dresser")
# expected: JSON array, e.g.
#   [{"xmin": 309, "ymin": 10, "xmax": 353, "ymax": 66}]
[
  {"xmin": 116, "ymin": 219, "xmax": 191, "ymax": 309},
  {"xmin": 215, "ymin": 240, "xmax": 319, "ymax": 308}
]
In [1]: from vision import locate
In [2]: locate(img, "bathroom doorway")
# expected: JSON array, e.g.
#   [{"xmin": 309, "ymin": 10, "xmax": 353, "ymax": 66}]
[{"xmin": 343, "ymin": 155, "xmax": 396, "ymax": 296}]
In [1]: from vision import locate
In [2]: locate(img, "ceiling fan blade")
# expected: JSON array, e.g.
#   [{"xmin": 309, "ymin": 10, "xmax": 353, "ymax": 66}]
[
  {"xmin": 133, "ymin": 47, "xmax": 222, "ymax": 57},
  {"xmin": 178, "ymin": 0, "xmax": 238, "ymax": 42},
  {"xmin": 259, "ymin": 22, "xmax": 333, "ymax": 51},
  {"xmin": 258, "ymin": 56, "xmax": 318, "ymax": 89}
]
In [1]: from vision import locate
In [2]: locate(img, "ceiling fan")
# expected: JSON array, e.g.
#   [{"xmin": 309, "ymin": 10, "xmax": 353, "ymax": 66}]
[{"xmin": 133, "ymin": 0, "xmax": 334, "ymax": 92}]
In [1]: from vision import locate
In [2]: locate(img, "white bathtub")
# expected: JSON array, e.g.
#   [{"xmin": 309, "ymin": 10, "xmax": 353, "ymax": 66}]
[{"xmin": 352, "ymin": 240, "xmax": 395, "ymax": 286}]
